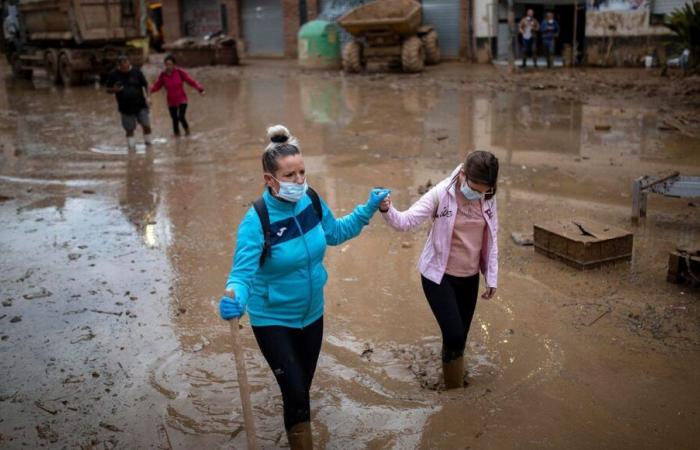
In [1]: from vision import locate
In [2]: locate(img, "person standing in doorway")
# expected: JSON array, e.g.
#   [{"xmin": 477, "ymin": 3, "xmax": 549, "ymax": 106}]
[
  {"xmin": 541, "ymin": 12, "xmax": 560, "ymax": 68},
  {"xmin": 519, "ymin": 9, "xmax": 540, "ymax": 68},
  {"xmin": 150, "ymin": 54, "xmax": 205, "ymax": 137},
  {"xmin": 105, "ymin": 55, "xmax": 152, "ymax": 150}
]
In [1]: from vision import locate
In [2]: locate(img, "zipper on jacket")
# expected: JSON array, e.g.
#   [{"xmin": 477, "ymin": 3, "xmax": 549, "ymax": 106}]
[{"xmin": 292, "ymin": 206, "xmax": 314, "ymax": 328}]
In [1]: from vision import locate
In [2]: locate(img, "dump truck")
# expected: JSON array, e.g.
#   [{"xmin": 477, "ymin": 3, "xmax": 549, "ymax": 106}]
[
  {"xmin": 338, "ymin": 0, "xmax": 440, "ymax": 73},
  {"xmin": 2, "ymin": 0, "xmax": 147, "ymax": 85}
]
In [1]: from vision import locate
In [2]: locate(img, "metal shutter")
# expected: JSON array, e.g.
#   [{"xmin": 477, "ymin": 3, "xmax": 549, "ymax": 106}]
[
  {"xmin": 421, "ymin": 0, "xmax": 462, "ymax": 57},
  {"xmin": 653, "ymin": 0, "xmax": 691, "ymax": 14},
  {"xmin": 241, "ymin": 0, "xmax": 284, "ymax": 56}
]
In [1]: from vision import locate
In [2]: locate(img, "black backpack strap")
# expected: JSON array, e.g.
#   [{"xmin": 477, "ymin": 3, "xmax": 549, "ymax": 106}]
[
  {"xmin": 252, "ymin": 197, "xmax": 271, "ymax": 266},
  {"xmin": 307, "ymin": 187, "xmax": 323, "ymax": 221}
]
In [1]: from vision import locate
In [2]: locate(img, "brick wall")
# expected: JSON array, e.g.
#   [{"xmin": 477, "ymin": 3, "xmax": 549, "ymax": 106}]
[
  {"xmin": 307, "ymin": 0, "xmax": 319, "ymax": 21},
  {"xmin": 282, "ymin": 0, "xmax": 300, "ymax": 57},
  {"xmin": 162, "ymin": 0, "xmax": 183, "ymax": 43},
  {"xmin": 222, "ymin": 0, "xmax": 241, "ymax": 37}
]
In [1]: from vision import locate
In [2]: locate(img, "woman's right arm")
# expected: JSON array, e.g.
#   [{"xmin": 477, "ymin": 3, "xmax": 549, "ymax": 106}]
[
  {"xmin": 224, "ymin": 208, "xmax": 263, "ymax": 306},
  {"xmin": 150, "ymin": 73, "xmax": 163, "ymax": 93},
  {"xmin": 382, "ymin": 187, "xmax": 439, "ymax": 232}
]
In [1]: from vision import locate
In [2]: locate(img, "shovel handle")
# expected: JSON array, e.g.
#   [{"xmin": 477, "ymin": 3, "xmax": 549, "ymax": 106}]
[{"xmin": 229, "ymin": 317, "xmax": 258, "ymax": 450}]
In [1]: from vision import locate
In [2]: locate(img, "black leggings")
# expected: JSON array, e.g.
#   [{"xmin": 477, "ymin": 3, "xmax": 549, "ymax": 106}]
[
  {"xmin": 421, "ymin": 273, "xmax": 479, "ymax": 363},
  {"xmin": 168, "ymin": 103, "xmax": 188, "ymax": 134},
  {"xmin": 252, "ymin": 316, "xmax": 323, "ymax": 431}
]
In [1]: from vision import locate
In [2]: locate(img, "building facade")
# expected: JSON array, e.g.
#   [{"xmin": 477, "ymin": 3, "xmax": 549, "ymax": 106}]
[
  {"xmin": 160, "ymin": 0, "xmax": 691, "ymax": 65},
  {"xmin": 160, "ymin": 0, "xmax": 475, "ymax": 59}
]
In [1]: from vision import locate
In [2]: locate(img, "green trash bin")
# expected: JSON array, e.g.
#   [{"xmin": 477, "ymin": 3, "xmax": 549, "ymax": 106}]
[{"xmin": 298, "ymin": 20, "xmax": 341, "ymax": 69}]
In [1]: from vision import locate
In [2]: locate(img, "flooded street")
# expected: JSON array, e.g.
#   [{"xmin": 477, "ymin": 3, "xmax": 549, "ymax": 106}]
[{"xmin": 1, "ymin": 60, "xmax": 699, "ymax": 449}]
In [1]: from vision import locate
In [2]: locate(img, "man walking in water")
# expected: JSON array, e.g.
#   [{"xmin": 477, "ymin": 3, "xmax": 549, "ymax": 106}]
[
  {"xmin": 519, "ymin": 9, "xmax": 539, "ymax": 68},
  {"xmin": 106, "ymin": 55, "xmax": 152, "ymax": 150}
]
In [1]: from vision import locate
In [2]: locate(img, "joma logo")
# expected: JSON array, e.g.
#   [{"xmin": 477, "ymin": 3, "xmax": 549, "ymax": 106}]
[{"xmin": 276, "ymin": 227, "xmax": 287, "ymax": 237}]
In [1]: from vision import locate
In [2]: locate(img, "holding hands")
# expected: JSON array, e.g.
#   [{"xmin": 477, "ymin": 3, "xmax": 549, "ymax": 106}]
[{"xmin": 366, "ymin": 188, "xmax": 391, "ymax": 211}]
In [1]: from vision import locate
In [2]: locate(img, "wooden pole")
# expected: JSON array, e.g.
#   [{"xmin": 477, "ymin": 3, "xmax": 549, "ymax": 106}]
[
  {"xmin": 572, "ymin": 0, "xmax": 578, "ymax": 66},
  {"xmin": 229, "ymin": 317, "xmax": 258, "ymax": 450},
  {"xmin": 507, "ymin": 0, "xmax": 515, "ymax": 73}
]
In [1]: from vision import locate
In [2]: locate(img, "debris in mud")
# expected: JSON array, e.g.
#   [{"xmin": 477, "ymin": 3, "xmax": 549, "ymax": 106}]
[
  {"xmin": 35, "ymin": 400, "xmax": 58, "ymax": 415},
  {"xmin": 99, "ymin": 422, "xmax": 123, "ymax": 433},
  {"xmin": 9, "ymin": 316, "xmax": 21, "ymax": 323},
  {"xmin": 0, "ymin": 195, "xmax": 13, "ymax": 202},
  {"xmin": 68, "ymin": 253, "xmax": 82, "ymax": 261},
  {"xmin": 90, "ymin": 309, "xmax": 123, "ymax": 316},
  {"xmin": 511, "ymin": 232, "xmax": 534, "ymax": 246},
  {"xmin": 361, "ymin": 343, "xmax": 374, "ymax": 360},
  {"xmin": 82, "ymin": 189, "xmax": 95, "ymax": 195},
  {"xmin": 2, "ymin": 299, "xmax": 11, "ymax": 307},
  {"xmin": 23, "ymin": 288, "xmax": 52, "ymax": 300},
  {"xmin": 70, "ymin": 326, "xmax": 95, "ymax": 344},
  {"xmin": 401, "ymin": 241, "xmax": 412, "ymax": 249},
  {"xmin": 36, "ymin": 423, "xmax": 59, "ymax": 443},
  {"xmin": 594, "ymin": 124, "xmax": 611, "ymax": 131},
  {"xmin": 417, "ymin": 179, "xmax": 433, "ymax": 195}
]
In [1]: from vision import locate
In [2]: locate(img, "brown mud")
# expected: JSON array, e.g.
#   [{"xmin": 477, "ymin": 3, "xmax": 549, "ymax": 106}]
[{"xmin": 0, "ymin": 60, "xmax": 698, "ymax": 449}]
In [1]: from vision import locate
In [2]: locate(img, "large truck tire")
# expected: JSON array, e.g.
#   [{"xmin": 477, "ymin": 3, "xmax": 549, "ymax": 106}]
[
  {"xmin": 58, "ymin": 52, "xmax": 80, "ymax": 86},
  {"xmin": 401, "ymin": 36, "xmax": 424, "ymax": 73},
  {"xmin": 422, "ymin": 30, "xmax": 441, "ymax": 65},
  {"xmin": 45, "ymin": 50, "xmax": 60, "ymax": 84},
  {"xmin": 342, "ymin": 41, "xmax": 363, "ymax": 73},
  {"xmin": 9, "ymin": 52, "xmax": 32, "ymax": 79}
]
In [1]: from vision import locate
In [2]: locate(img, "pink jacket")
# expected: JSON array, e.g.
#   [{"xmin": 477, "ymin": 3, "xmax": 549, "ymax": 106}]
[
  {"xmin": 382, "ymin": 165, "xmax": 499, "ymax": 287},
  {"xmin": 150, "ymin": 67, "xmax": 204, "ymax": 107}
]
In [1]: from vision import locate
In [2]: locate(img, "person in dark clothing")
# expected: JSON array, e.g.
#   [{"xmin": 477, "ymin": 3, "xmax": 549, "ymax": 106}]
[
  {"xmin": 105, "ymin": 55, "xmax": 152, "ymax": 150},
  {"xmin": 541, "ymin": 12, "xmax": 560, "ymax": 68},
  {"xmin": 519, "ymin": 9, "xmax": 540, "ymax": 68}
]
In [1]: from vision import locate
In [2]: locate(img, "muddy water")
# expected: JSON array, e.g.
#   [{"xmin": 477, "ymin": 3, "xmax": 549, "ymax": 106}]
[{"xmin": 0, "ymin": 61, "xmax": 698, "ymax": 449}]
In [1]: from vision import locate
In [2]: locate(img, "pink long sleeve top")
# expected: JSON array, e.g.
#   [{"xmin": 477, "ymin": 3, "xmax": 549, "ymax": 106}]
[
  {"xmin": 381, "ymin": 165, "xmax": 499, "ymax": 288},
  {"xmin": 150, "ymin": 67, "xmax": 204, "ymax": 107}
]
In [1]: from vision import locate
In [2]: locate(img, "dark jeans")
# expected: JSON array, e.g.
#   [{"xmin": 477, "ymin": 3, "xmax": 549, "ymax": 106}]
[
  {"xmin": 521, "ymin": 38, "xmax": 536, "ymax": 67},
  {"xmin": 252, "ymin": 316, "xmax": 323, "ymax": 431},
  {"xmin": 421, "ymin": 273, "xmax": 480, "ymax": 362},
  {"xmin": 168, "ymin": 103, "xmax": 189, "ymax": 134},
  {"xmin": 543, "ymin": 40, "xmax": 556, "ymax": 68}
]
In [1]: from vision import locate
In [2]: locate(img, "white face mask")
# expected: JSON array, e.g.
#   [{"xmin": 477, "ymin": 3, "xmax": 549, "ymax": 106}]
[
  {"xmin": 272, "ymin": 177, "xmax": 308, "ymax": 203},
  {"xmin": 460, "ymin": 181, "xmax": 484, "ymax": 201}
]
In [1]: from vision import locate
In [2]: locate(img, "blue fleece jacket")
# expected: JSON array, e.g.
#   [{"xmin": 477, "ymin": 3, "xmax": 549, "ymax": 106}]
[{"xmin": 225, "ymin": 188, "xmax": 375, "ymax": 328}]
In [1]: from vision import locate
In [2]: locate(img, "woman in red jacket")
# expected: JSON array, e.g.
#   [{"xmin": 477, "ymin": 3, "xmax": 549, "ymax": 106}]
[{"xmin": 150, "ymin": 54, "xmax": 205, "ymax": 136}]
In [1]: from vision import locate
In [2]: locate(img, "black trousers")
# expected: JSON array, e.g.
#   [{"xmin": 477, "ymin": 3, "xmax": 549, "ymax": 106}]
[
  {"xmin": 168, "ymin": 103, "xmax": 188, "ymax": 134},
  {"xmin": 252, "ymin": 316, "xmax": 323, "ymax": 431},
  {"xmin": 421, "ymin": 273, "xmax": 480, "ymax": 363}
]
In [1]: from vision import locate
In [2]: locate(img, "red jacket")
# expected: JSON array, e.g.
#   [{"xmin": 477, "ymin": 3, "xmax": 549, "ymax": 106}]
[{"xmin": 150, "ymin": 67, "xmax": 204, "ymax": 107}]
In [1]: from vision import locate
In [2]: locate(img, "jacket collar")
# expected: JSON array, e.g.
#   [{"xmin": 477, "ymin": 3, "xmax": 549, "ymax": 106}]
[{"xmin": 263, "ymin": 187, "xmax": 297, "ymax": 212}]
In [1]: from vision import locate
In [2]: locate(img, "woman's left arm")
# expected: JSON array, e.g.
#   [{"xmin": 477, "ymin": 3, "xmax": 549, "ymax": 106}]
[
  {"xmin": 320, "ymin": 189, "xmax": 389, "ymax": 246},
  {"xmin": 180, "ymin": 69, "xmax": 204, "ymax": 92},
  {"xmin": 482, "ymin": 198, "xmax": 499, "ymax": 298}
]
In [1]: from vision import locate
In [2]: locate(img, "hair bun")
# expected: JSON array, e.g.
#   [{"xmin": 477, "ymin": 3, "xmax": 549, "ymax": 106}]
[{"xmin": 267, "ymin": 125, "xmax": 290, "ymax": 144}]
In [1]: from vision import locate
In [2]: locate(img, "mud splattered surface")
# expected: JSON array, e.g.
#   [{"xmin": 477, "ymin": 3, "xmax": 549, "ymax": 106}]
[{"xmin": 0, "ymin": 60, "xmax": 698, "ymax": 449}]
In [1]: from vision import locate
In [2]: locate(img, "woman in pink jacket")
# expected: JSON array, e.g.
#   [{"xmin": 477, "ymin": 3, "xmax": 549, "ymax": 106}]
[
  {"xmin": 150, "ymin": 54, "xmax": 205, "ymax": 136},
  {"xmin": 380, "ymin": 151, "xmax": 499, "ymax": 389}
]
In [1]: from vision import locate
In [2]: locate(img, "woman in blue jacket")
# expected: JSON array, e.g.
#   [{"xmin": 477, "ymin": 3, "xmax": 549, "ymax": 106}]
[{"xmin": 219, "ymin": 125, "xmax": 389, "ymax": 449}]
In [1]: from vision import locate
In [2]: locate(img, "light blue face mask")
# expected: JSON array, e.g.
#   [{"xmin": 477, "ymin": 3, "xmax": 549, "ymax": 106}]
[
  {"xmin": 273, "ymin": 178, "xmax": 308, "ymax": 203},
  {"xmin": 460, "ymin": 181, "xmax": 485, "ymax": 201}
]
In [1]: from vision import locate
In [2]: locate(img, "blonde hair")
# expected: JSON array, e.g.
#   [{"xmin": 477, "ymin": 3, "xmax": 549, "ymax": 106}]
[{"xmin": 262, "ymin": 125, "xmax": 300, "ymax": 173}]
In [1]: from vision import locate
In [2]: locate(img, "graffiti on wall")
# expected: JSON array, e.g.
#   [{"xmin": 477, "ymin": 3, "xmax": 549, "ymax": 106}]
[{"xmin": 588, "ymin": 0, "xmax": 648, "ymax": 11}]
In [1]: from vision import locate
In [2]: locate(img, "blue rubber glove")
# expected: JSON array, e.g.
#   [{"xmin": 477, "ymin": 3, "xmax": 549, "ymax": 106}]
[
  {"xmin": 366, "ymin": 188, "xmax": 392, "ymax": 211},
  {"xmin": 219, "ymin": 292, "xmax": 245, "ymax": 320}
]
